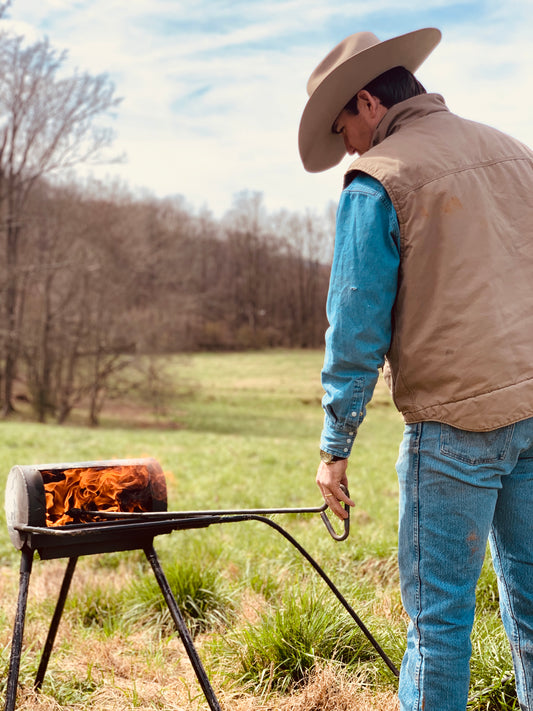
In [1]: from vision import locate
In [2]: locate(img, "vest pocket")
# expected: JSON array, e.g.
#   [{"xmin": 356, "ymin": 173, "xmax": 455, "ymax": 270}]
[{"xmin": 439, "ymin": 423, "xmax": 514, "ymax": 465}]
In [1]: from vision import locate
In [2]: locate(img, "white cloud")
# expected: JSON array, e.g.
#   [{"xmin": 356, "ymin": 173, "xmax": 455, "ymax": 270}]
[{"xmin": 2, "ymin": 0, "xmax": 532, "ymax": 216}]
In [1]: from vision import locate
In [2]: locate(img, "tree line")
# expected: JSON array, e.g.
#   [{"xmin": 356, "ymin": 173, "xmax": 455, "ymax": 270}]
[{"xmin": 0, "ymin": 4, "xmax": 333, "ymax": 424}]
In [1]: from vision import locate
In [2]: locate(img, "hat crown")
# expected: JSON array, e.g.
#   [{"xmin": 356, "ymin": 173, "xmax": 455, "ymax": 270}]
[{"xmin": 307, "ymin": 32, "xmax": 381, "ymax": 97}]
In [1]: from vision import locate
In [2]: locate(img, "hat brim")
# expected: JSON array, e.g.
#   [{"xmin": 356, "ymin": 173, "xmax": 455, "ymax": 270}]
[{"xmin": 298, "ymin": 28, "xmax": 442, "ymax": 173}]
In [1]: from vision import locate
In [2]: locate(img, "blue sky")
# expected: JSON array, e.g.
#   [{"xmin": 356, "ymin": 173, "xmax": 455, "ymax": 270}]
[{"xmin": 2, "ymin": 0, "xmax": 532, "ymax": 216}]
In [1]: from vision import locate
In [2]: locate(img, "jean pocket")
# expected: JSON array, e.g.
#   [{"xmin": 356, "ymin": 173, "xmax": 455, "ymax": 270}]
[{"xmin": 440, "ymin": 423, "xmax": 514, "ymax": 465}]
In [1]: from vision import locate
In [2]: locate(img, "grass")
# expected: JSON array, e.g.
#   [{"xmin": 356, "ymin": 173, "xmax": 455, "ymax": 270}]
[
  {"xmin": 122, "ymin": 558, "xmax": 235, "ymax": 637},
  {"xmin": 469, "ymin": 616, "xmax": 517, "ymax": 710},
  {"xmin": 222, "ymin": 584, "xmax": 381, "ymax": 694},
  {"xmin": 0, "ymin": 349, "xmax": 519, "ymax": 709}
]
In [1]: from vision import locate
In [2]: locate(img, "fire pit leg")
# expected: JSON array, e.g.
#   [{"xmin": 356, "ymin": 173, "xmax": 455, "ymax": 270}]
[
  {"xmin": 4, "ymin": 546, "xmax": 34, "ymax": 711},
  {"xmin": 143, "ymin": 544, "xmax": 222, "ymax": 711},
  {"xmin": 34, "ymin": 556, "xmax": 78, "ymax": 691}
]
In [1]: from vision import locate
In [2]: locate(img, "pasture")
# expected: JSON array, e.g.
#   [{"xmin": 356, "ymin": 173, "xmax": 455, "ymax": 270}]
[{"xmin": 0, "ymin": 351, "xmax": 516, "ymax": 709}]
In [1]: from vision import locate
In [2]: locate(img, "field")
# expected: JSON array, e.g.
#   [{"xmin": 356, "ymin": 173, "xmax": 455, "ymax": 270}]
[{"xmin": 0, "ymin": 351, "xmax": 518, "ymax": 710}]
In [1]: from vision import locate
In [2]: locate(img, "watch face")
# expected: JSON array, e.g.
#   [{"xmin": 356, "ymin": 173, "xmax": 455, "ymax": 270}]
[{"xmin": 320, "ymin": 449, "xmax": 333, "ymax": 464}]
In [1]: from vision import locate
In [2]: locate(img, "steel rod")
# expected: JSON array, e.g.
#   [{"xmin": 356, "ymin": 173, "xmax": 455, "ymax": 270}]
[
  {"xmin": 201, "ymin": 513, "xmax": 400, "ymax": 678},
  {"xmin": 143, "ymin": 543, "xmax": 222, "ymax": 711},
  {"xmin": 15, "ymin": 518, "xmax": 215, "ymax": 537},
  {"xmin": 34, "ymin": 556, "xmax": 78, "ymax": 690},
  {"xmin": 4, "ymin": 546, "xmax": 34, "ymax": 711},
  {"xmin": 69, "ymin": 502, "xmax": 328, "ymax": 519}
]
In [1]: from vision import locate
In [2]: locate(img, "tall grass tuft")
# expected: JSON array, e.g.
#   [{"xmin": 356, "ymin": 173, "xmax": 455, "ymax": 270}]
[
  {"xmin": 65, "ymin": 586, "xmax": 124, "ymax": 635},
  {"xmin": 122, "ymin": 558, "xmax": 234, "ymax": 637},
  {"xmin": 223, "ymin": 584, "xmax": 379, "ymax": 694},
  {"xmin": 468, "ymin": 613, "xmax": 518, "ymax": 710},
  {"xmin": 475, "ymin": 554, "xmax": 500, "ymax": 614}
]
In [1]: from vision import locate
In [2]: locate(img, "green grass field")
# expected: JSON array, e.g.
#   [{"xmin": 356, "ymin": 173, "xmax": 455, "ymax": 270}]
[{"xmin": 0, "ymin": 350, "xmax": 517, "ymax": 710}]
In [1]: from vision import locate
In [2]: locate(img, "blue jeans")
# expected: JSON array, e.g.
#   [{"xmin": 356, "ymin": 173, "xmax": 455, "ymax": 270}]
[{"xmin": 397, "ymin": 418, "xmax": 533, "ymax": 711}]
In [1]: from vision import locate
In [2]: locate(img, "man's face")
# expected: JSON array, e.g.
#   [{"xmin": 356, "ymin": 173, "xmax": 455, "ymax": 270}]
[{"xmin": 332, "ymin": 90, "xmax": 388, "ymax": 156}]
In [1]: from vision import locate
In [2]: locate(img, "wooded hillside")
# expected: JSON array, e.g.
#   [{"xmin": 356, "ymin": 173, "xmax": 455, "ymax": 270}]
[
  {"xmin": 1, "ymin": 181, "xmax": 333, "ymax": 423},
  {"xmin": 0, "ymin": 9, "xmax": 334, "ymax": 424}
]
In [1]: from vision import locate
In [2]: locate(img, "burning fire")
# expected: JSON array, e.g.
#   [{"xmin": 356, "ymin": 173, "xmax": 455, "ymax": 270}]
[{"xmin": 42, "ymin": 461, "xmax": 167, "ymax": 527}]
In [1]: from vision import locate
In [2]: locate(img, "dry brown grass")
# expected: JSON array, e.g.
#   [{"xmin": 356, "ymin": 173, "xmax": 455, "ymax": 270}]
[
  {"xmin": 14, "ymin": 660, "xmax": 400, "ymax": 711},
  {"xmin": 9, "ymin": 637, "xmax": 400, "ymax": 711},
  {"xmin": 220, "ymin": 665, "xmax": 399, "ymax": 711},
  {"xmin": 2, "ymin": 558, "xmax": 400, "ymax": 711}
]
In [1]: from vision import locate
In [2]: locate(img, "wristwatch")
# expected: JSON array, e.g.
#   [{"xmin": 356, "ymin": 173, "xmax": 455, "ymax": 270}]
[{"xmin": 320, "ymin": 449, "xmax": 346, "ymax": 464}]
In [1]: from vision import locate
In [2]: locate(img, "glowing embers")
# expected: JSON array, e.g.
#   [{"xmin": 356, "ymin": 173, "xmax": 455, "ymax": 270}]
[{"xmin": 41, "ymin": 459, "xmax": 167, "ymax": 527}]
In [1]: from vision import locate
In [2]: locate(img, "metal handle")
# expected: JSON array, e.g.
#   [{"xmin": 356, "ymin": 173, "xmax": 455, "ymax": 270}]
[
  {"xmin": 24, "ymin": 492, "xmax": 349, "ymax": 541},
  {"xmin": 320, "ymin": 485, "xmax": 350, "ymax": 541}
]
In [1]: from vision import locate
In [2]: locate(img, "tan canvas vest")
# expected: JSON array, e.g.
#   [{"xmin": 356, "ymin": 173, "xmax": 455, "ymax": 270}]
[{"xmin": 345, "ymin": 93, "xmax": 533, "ymax": 431}]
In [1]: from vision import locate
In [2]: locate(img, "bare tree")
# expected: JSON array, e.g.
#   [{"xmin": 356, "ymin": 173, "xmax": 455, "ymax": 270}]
[
  {"xmin": 271, "ymin": 209, "xmax": 331, "ymax": 347},
  {"xmin": 0, "ymin": 28, "xmax": 121, "ymax": 414},
  {"xmin": 0, "ymin": 1, "xmax": 11, "ymax": 20},
  {"xmin": 222, "ymin": 192, "xmax": 272, "ymax": 346},
  {"xmin": 20, "ymin": 181, "xmax": 138, "ymax": 425}
]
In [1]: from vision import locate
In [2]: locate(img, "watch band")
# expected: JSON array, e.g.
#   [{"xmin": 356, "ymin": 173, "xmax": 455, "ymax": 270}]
[{"xmin": 320, "ymin": 449, "xmax": 346, "ymax": 464}]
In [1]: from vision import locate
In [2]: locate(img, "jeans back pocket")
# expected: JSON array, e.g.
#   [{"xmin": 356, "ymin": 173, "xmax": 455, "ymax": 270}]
[{"xmin": 440, "ymin": 423, "xmax": 514, "ymax": 466}]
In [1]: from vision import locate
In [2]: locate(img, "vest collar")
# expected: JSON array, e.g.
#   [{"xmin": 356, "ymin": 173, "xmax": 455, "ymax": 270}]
[
  {"xmin": 343, "ymin": 94, "xmax": 449, "ymax": 189},
  {"xmin": 371, "ymin": 92, "xmax": 449, "ymax": 147}
]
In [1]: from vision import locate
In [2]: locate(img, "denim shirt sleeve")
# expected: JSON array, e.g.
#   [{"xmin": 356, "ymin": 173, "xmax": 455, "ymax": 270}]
[{"xmin": 320, "ymin": 173, "xmax": 400, "ymax": 457}]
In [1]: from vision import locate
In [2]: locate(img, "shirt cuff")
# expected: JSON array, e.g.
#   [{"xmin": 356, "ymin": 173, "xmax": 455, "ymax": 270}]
[{"xmin": 320, "ymin": 418, "xmax": 360, "ymax": 458}]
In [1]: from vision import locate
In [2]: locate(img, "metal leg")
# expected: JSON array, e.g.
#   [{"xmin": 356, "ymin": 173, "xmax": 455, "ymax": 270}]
[
  {"xmin": 143, "ymin": 543, "xmax": 222, "ymax": 711},
  {"xmin": 4, "ymin": 547, "xmax": 34, "ymax": 711},
  {"xmin": 34, "ymin": 556, "xmax": 78, "ymax": 690}
]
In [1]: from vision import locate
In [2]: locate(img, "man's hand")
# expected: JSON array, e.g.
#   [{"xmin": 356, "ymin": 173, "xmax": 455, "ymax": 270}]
[{"xmin": 316, "ymin": 458, "xmax": 354, "ymax": 520}]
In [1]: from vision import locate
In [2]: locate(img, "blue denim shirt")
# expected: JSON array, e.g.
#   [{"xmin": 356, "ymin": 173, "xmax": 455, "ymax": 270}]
[{"xmin": 320, "ymin": 173, "xmax": 400, "ymax": 457}]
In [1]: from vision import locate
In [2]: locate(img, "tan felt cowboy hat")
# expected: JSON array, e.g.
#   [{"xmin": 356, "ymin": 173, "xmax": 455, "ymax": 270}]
[{"xmin": 299, "ymin": 28, "xmax": 442, "ymax": 173}]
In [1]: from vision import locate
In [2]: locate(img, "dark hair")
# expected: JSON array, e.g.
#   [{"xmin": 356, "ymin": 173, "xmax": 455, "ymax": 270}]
[{"xmin": 344, "ymin": 66, "xmax": 426, "ymax": 115}]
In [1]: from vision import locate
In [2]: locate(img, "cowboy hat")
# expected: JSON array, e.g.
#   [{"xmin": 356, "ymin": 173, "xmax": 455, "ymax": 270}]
[{"xmin": 298, "ymin": 28, "xmax": 442, "ymax": 172}]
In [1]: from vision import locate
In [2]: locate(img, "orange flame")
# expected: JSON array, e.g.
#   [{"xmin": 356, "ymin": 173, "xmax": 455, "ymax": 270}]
[{"xmin": 42, "ymin": 462, "xmax": 167, "ymax": 527}]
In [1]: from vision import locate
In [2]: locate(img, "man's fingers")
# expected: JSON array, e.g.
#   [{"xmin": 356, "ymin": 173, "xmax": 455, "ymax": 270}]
[
  {"xmin": 316, "ymin": 459, "xmax": 353, "ymax": 519},
  {"xmin": 322, "ymin": 488, "xmax": 354, "ymax": 506},
  {"xmin": 322, "ymin": 488, "xmax": 354, "ymax": 519}
]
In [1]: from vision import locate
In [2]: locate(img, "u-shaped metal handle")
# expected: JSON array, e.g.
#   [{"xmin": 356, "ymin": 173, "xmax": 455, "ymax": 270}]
[{"xmin": 320, "ymin": 485, "xmax": 350, "ymax": 541}]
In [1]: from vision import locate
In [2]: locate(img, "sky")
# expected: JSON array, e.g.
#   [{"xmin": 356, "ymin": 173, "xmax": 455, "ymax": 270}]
[{"xmin": 1, "ymin": 0, "xmax": 532, "ymax": 217}]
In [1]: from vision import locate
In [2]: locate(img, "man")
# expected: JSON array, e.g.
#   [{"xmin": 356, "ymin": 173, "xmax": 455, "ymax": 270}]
[{"xmin": 298, "ymin": 28, "xmax": 533, "ymax": 711}]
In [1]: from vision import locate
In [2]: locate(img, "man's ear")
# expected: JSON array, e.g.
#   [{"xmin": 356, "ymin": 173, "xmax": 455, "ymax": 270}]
[{"xmin": 357, "ymin": 89, "xmax": 382, "ymax": 117}]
